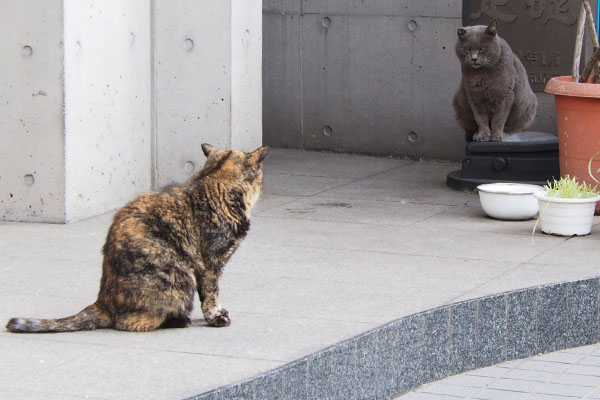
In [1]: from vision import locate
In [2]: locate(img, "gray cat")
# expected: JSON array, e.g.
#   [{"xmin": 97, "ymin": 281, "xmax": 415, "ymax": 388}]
[{"xmin": 452, "ymin": 20, "xmax": 537, "ymax": 142}]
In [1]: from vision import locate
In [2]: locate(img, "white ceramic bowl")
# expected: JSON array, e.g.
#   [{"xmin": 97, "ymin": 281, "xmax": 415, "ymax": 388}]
[{"xmin": 477, "ymin": 183, "xmax": 544, "ymax": 220}]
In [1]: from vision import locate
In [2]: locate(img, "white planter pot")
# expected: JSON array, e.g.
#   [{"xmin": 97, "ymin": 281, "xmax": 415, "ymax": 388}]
[{"xmin": 534, "ymin": 192, "xmax": 600, "ymax": 236}]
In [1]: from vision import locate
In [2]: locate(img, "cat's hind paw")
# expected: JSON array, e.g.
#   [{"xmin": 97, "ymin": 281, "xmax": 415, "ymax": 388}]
[{"xmin": 206, "ymin": 309, "xmax": 231, "ymax": 328}]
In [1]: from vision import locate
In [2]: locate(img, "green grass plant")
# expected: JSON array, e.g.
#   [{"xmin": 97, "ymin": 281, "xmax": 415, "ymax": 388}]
[{"xmin": 543, "ymin": 175, "xmax": 599, "ymax": 199}]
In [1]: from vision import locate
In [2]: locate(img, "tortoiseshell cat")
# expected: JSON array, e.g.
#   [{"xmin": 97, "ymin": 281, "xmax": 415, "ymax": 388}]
[
  {"xmin": 453, "ymin": 20, "xmax": 537, "ymax": 142},
  {"xmin": 6, "ymin": 144, "xmax": 268, "ymax": 333}
]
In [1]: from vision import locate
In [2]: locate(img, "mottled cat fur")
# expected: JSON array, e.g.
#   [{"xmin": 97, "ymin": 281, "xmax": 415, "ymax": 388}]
[
  {"xmin": 453, "ymin": 20, "xmax": 537, "ymax": 142},
  {"xmin": 6, "ymin": 144, "xmax": 268, "ymax": 333}
]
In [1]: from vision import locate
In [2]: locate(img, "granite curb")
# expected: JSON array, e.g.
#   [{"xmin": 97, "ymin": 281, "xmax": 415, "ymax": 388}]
[{"xmin": 187, "ymin": 276, "xmax": 600, "ymax": 400}]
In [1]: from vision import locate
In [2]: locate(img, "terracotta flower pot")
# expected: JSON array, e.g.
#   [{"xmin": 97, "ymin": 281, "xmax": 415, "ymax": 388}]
[{"xmin": 545, "ymin": 76, "xmax": 600, "ymax": 214}]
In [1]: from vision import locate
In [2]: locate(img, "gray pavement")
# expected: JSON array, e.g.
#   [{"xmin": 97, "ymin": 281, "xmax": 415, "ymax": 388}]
[
  {"xmin": 399, "ymin": 343, "xmax": 600, "ymax": 399},
  {"xmin": 1, "ymin": 148, "xmax": 599, "ymax": 400}
]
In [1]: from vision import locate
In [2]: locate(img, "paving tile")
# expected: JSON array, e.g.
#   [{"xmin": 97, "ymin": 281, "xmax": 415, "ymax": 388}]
[
  {"xmin": 470, "ymin": 388, "xmax": 530, "ymax": 399},
  {"xmin": 536, "ymin": 351, "xmax": 584, "ymax": 364},
  {"xmin": 444, "ymin": 373, "xmax": 495, "ymax": 388},
  {"xmin": 580, "ymin": 355, "xmax": 600, "ymax": 367},
  {"xmin": 225, "ymin": 275, "xmax": 452, "ymax": 325},
  {"xmin": 250, "ymin": 216, "xmax": 560, "ymax": 264},
  {"xmin": 564, "ymin": 364, "xmax": 600, "ymax": 376},
  {"xmin": 262, "ymin": 173, "xmax": 352, "ymax": 196},
  {"xmin": 531, "ymin": 235, "xmax": 600, "ymax": 269},
  {"xmin": 263, "ymin": 196, "xmax": 452, "ymax": 227},
  {"xmin": 226, "ymin": 242, "xmax": 515, "ymax": 296},
  {"xmin": 0, "ymin": 337, "xmax": 276, "ymax": 400},
  {"xmin": 535, "ymin": 382, "xmax": 596, "ymax": 397},
  {"xmin": 588, "ymin": 387, "xmax": 600, "ymax": 399},
  {"xmin": 262, "ymin": 149, "xmax": 405, "ymax": 179},
  {"xmin": 551, "ymin": 372, "xmax": 600, "ymax": 387},
  {"xmin": 526, "ymin": 394, "xmax": 578, "ymax": 400},
  {"xmin": 418, "ymin": 382, "xmax": 482, "ymax": 397},
  {"xmin": 456, "ymin": 263, "xmax": 599, "ymax": 299},
  {"xmin": 487, "ymin": 377, "xmax": 543, "ymax": 392},
  {"xmin": 252, "ymin": 194, "xmax": 301, "ymax": 215},
  {"xmin": 468, "ymin": 365, "xmax": 511, "ymax": 378},
  {"xmin": 564, "ymin": 345, "xmax": 598, "ymax": 355},
  {"xmin": 320, "ymin": 174, "xmax": 480, "ymax": 206},
  {"xmin": 402, "ymin": 393, "xmax": 459, "ymax": 400},
  {"xmin": 414, "ymin": 204, "xmax": 540, "ymax": 236},
  {"xmin": 517, "ymin": 360, "xmax": 571, "ymax": 373},
  {"xmin": 503, "ymin": 367, "xmax": 556, "ymax": 382}
]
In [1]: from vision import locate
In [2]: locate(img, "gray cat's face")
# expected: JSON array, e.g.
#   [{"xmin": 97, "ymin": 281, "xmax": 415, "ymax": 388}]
[{"xmin": 455, "ymin": 20, "xmax": 500, "ymax": 70}]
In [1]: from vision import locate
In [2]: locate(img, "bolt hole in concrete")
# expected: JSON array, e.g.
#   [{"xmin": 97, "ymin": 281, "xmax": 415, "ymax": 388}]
[
  {"xmin": 184, "ymin": 161, "xmax": 195, "ymax": 173},
  {"xmin": 322, "ymin": 17, "xmax": 331, "ymax": 28},
  {"xmin": 21, "ymin": 45, "xmax": 33, "ymax": 58},
  {"xmin": 408, "ymin": 131, "xmax": 418, "ymax": 143},
  {"xmin": 323, "ymin": 125, "xmax": 333, "ymax": 137},
  {"xmin": 183, "ymin": 38, "xmax": 194, "ymax": 52},
  {"xmin": 408, "ymin": 19, "xmax": 418, "ymax": 31},
  {"xmin": 23, "ymin": 175, "xmax": 34, "ymax": 186}
]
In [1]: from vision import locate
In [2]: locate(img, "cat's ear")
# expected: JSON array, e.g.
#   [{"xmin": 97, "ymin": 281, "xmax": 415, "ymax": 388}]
[
  {"xmin": 457, "ymin": 27, "xmax": 467, "ymax": 37},
  {"xmin": 486, "ymin": 19, "xmax": 498, "ymax": 36},
  {"xmin": 249, "ymin": 146, "xmax": 269, "ymax": 166},
  {"xmin": 202, "ymin": 143, "xmax": 218, "ymax": 158}
]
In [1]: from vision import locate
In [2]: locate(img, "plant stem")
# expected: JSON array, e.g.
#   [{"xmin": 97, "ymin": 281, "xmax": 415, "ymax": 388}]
[
  {"xmin": 584, "ymin": 0, "xmax": 599, "ymax": 48},
  {"xmin": 573, "ymin": 1, "xmax": 587, "ymax": 82},
  {"xmin": 583, "ymin": 0, "xmax": 600, "ymax": 82}
]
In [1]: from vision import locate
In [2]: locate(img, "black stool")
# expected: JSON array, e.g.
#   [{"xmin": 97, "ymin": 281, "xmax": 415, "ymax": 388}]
[{"xmin": 446, "ymin": 132, "xmax": 560, "ymax": 191}]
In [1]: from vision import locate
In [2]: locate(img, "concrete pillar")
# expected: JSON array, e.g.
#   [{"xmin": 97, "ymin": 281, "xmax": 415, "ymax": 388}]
[
  {"xmin": 0, "ymin": 0, "xmax": 151, "ymax": 223},
  {"xmin": 152, "ymin": 0, "xmax": 263, "ymax": 187},
  {"xmin": 1, "ymin": 1, "xmax": 67, "ymax": 223},
  {"xmin": 63, "ymin": 0, "xmax": 152, "ymax": 222},
  {"xmin": 1, "ymin": 0, "xmax": 262, "ymax": 222}
]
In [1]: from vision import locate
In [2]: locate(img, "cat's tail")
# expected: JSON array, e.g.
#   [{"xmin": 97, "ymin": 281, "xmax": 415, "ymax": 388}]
[{"xmin": 6, "ymin": 303, "xmax": 112, "ymax": 333}]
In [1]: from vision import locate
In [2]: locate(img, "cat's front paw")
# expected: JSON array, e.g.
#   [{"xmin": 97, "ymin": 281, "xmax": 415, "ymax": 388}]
[
  {"xmin": 473, "ymin": 130, "xmax": 491, "ymax": 142},
  {"xmin": 206, "ymin": 309, "xmax": 231, "ymax": 328},
  {"xmin": 490, "ymin": 130, "xmax": 505, "ymax": 141}
]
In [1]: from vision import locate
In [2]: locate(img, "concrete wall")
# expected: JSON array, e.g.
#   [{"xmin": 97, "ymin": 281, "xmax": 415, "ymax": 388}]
[
  {"xmin": 261, "ymin": 0, "xmax": 570, "ymax": 160},
  {"xmin": 153, "ymin": 0, "xmax": 263, "ymax": 187},
  {"xmin": 64, "ymin": 0, "xmax": 152, "ymax": 222},
  {"xmin": 1, "ymin": 1, "xmax": 263, "ymax": 222},
  {"xmin": 0, "ymin": 1, "xmax": 66, "ymax": 223},
  {"xmin": 263, "ymin": 0, "xmax": 466, "ymax": 160}
]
